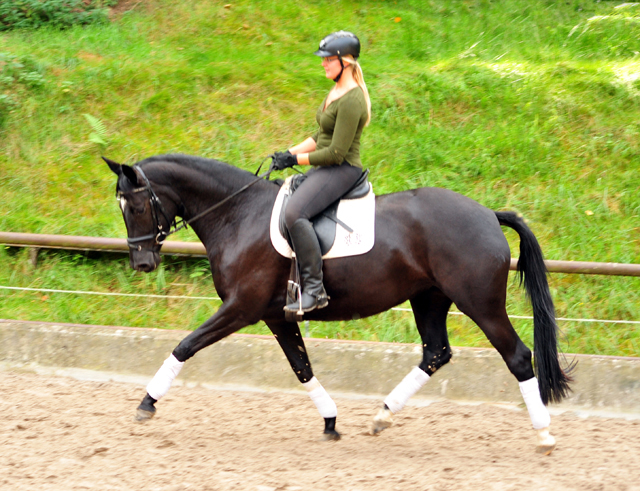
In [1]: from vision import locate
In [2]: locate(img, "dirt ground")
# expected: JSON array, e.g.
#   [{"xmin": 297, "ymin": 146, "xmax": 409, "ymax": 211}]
[{"xmin": 1, "ymin": 371, "xmax": 639, "ymax": 491}]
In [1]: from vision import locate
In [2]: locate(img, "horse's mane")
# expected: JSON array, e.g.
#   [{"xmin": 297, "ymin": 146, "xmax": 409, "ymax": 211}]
[{"xmin": 136, "ymin": 153, "xmax": 266, "ymax": 191}]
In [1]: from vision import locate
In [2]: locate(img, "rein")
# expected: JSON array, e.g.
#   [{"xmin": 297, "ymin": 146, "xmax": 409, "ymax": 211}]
[{"xmin": 122, "ymin": 157, "xmax": 274, "ymax": 251}]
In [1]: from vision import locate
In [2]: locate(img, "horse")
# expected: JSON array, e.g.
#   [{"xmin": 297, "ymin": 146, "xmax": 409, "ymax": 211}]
[{"xmin": 105, "ymin": 153, "xmax": 571, "ymax": 454}]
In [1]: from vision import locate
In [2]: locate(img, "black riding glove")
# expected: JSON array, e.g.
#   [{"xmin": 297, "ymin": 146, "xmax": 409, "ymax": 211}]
[{"xmin": 272, "ymin": 150, "xmax": 298, "ymax": 170}]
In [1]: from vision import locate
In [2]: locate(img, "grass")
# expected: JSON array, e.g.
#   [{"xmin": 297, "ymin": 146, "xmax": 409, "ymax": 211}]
[{"xmin": 0, "ymin": 0, "xmax": 639, "ymax": 356}]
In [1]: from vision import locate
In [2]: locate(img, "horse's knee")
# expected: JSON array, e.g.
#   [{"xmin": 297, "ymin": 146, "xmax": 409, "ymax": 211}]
[{"xmin": 419, "ymin": 347, "xmax": 452, "ymax": 376}]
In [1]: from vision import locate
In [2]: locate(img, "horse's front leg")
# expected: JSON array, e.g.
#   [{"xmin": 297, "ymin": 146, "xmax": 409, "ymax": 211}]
[
  {"xmin": 135, "ymin": 300, "xmax": 255, "ymax": 421},
  {"xmin": 266, "ymin": 320, "xmax": 340, "ymax": 441}
]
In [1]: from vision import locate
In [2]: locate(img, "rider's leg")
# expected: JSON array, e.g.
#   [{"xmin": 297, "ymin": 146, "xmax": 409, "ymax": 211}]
[
  {"xmin": 285, "ymin": 218, "xmax": 329, "ymax": 312},
  {"xmin": 283, "ymin": 163, "xmax": 362, "ymax": 313}
]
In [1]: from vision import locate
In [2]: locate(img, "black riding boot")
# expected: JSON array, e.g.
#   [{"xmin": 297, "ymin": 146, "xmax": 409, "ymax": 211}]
[{"xmin": 284, "ymin": 219, "xmax": 329, "ymax": 313}]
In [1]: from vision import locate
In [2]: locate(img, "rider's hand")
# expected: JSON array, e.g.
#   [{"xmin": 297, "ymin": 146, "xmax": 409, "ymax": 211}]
[{"xmin": 271, "ymin": 150, "xmax": 298, "ymax": 170}]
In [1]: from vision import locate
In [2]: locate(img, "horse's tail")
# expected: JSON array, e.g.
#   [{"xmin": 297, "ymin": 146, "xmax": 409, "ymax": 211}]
[{"xmin": 495, "ymin": 211, "xmax": 573, "ymax": 405}]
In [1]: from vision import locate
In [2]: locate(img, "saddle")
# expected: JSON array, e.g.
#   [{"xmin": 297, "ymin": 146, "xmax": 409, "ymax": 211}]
[
  {"xmin": 278, "ymin": 169, "xmax": 371, "ymax": 256},
  {"xmin": 274, "ymin": 169, "xmax": 372, "ymax": 322}
]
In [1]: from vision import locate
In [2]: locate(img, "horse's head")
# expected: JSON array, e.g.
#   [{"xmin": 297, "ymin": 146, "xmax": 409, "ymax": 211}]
[{"xmin": 105, "ymin": 157, "xmax": 177, "ymax": 273}]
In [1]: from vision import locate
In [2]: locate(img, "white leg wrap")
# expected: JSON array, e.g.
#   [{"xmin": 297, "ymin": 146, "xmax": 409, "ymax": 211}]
[
  {"xmin": 146, "ymin": 354, "xmax": 184, "ymax": 401},
  {"xmin": 384, "ymin": 366, "xmax": 431, "ymax": 414},
  {"xmin": 519, "ymin": 377, "xmax": 551, "ymax": 430},
  {"xmin": 302, "ymin": 377, "xmax": 337, "ymax": 419}
]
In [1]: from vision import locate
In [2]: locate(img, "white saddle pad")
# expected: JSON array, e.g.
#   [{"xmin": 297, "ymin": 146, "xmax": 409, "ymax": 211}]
[{"xmin": 270, "ymin": 175, "xmax": 376, "ymax": 260}]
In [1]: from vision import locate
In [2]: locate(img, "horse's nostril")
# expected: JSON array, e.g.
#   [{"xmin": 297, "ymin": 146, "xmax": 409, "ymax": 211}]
[
  {"xmin": 134, "ymin": 262, "xmax": 152, "ymax": 272},
  {"xmin": 130, "ymin": 252, "xmax": 159, "ymax": 273}
]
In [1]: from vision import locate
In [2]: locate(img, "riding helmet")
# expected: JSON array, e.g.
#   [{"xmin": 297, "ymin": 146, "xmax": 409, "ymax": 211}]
[{"xmin": 314, "ymin": 31, "xmax": 361, "ymax": 60}]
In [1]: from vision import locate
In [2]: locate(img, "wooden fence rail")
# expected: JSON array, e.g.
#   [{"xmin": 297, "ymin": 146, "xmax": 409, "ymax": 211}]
[{"xmin": 1, "ymin": 231, "xmax": 639, "ymax": 277}]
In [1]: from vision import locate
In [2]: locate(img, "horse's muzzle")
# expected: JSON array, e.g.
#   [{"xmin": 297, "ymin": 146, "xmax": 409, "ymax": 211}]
[{"xmin": 130, "ymin": 250, "xmax": 161, "ymax": 272}]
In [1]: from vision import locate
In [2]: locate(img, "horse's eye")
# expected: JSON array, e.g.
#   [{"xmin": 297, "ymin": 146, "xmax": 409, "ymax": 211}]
[{"xmin": 132, "ymin": 205, "xmax": 145, "ymax": 215}]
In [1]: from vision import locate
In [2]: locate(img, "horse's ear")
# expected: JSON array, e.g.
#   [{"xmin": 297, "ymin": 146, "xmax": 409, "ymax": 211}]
[
  {"xmin": 103, "ymin": 156, "xmax": 122, "ymax": 175},
  {"xmin": 121, "ymin": 164, "xmax": 140, "ymax": 187}
]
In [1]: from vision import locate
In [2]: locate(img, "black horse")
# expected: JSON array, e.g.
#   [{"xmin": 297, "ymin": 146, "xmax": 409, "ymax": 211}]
[{"xmin": 106, "ymin": 154, "xmax": 570, "ymax": 453}]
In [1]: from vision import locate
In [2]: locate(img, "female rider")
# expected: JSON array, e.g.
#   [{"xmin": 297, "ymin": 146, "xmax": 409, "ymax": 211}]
[{"xmin": 272, "ymin": 31, "xmax": 372, "ymax": 314}]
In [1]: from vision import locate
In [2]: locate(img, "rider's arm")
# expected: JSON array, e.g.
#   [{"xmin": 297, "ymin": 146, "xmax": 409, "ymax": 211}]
[{"xmin": 289, "ymin": 137, "xmax": 316, "ymax": 166}]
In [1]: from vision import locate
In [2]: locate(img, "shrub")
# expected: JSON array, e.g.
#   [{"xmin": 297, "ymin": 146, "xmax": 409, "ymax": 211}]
[
  {"xmin": 0, "ymin": 0, "xmax": 117, "ymax": 31},
  {"xmin": 0, "ymin": 93, "xmax": 18, "ymax": 128},
  {"xmin": 0, "ymin": 52, "xmax": 48, "ymax": 127},
  {"xmin": 0, "ymin": 52, "xmax": 46, "ymax": 88}
]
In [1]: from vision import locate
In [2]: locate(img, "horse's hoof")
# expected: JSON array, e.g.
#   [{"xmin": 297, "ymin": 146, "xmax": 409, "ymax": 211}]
[
  {"xmin": 134, "ymin": 393, "xmax": 157, "ymax": 422},
  {"xmin": 536, "ymin": 443, "xmax": 556, "ymax": 455},
  {"xmin": 536, "ymin": 428, "xmax": 556, "ymax": 455},
  {"xmin": 321, "ymin": 430, "xmax": 341, "ymax": 441},
  {"xmin": 134, "ymin": 407, "xmax": 156, "ymax": 422},
  {"xmin": 370, "ymin": 408, "xmax": 394, "ymax": 435}
]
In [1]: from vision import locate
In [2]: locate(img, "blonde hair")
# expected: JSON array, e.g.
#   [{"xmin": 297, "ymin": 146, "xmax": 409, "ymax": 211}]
[{"xmin": 342, "ymin": 56, "xmax": 372, "ymax": 126}]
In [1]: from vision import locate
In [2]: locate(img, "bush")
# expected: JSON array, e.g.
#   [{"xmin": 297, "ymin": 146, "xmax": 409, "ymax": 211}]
[
  {"xmin": 0, "ymin": 0, "xmax": 117, "ymax": 31},
  {"xmin": 0, "ymin": 52, "xmax": 46, "ymax": 88},
  {"xmin": 0, "ymin": 93, "xmax": 18, "ymax": 128},
  {"xmin": 0, "ymin": 52, "xmax": 48, "ymax": 127}
]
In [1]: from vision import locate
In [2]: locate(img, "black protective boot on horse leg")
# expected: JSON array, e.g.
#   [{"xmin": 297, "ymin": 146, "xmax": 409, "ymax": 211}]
[
  {"xmin": 267, "ymin": 319, "xmax": 340, "ymax": 440},
  {"xmin": 284, "ymin": 219, "xmax": 329, "ymax": 313}
]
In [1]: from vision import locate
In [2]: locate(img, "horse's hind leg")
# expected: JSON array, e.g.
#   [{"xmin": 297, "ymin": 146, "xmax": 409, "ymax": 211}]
[
  {"xmin": 462, "ymin": 301, "xmax": 556, "ymax": 454},
  {"xmin": 371, "ymin": 288, "xmax": 452, "ymax": 435},
  {"xmin": 266, "ymin": 320, "xmax": 340, "ymax": 441}
]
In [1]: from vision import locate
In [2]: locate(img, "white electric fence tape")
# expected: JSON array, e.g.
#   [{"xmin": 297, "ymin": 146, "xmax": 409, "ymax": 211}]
[{"xmin": 1, "ymin": 286, "xmax": 639, "ymax": 325}]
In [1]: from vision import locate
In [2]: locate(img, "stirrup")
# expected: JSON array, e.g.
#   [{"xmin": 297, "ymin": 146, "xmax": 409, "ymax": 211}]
[{"xmin": 283, "ymin": 291, "xmax": 329, "ymax": 313}]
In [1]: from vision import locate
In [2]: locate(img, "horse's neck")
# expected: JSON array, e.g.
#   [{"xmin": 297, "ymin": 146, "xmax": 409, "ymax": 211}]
[{"xmin": 153, "ymin": 162, "xmax": 274, "ymax": 245}]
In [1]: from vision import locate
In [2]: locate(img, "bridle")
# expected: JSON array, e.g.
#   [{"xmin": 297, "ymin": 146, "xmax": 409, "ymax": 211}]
[
  {"xmin": 119, "ymin": 159, "xmax": 274, "ymax": 252},
  {"xmin": 118, "ymin": 166, "xmax": 178, "ymax": 251}
]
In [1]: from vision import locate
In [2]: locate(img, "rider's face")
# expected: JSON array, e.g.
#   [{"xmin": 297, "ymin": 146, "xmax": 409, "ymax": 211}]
[{"xmin": 322, "ymin": 56, "xmax": 341, "ymax": 80}]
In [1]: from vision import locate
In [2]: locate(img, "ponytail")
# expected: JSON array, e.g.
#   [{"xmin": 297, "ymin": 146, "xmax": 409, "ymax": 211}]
[
  {"xmin": 343, "ymin": 56, "xmax": 372, "ymax": 126},
  {"xmin": 353, "ymin": 62, "xmax": 372, "ymax": 126}
]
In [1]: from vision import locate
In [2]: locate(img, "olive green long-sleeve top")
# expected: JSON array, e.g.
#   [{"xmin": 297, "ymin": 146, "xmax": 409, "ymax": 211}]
[{"xmin": 308, "ymin": 87, "xmax": 368, "ymax": 169}]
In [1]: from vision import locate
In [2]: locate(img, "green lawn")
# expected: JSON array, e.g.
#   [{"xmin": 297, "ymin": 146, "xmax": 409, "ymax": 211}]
[{"xmin": 0, "ymin": 0, "xmax": 638, "ymax": 356}]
